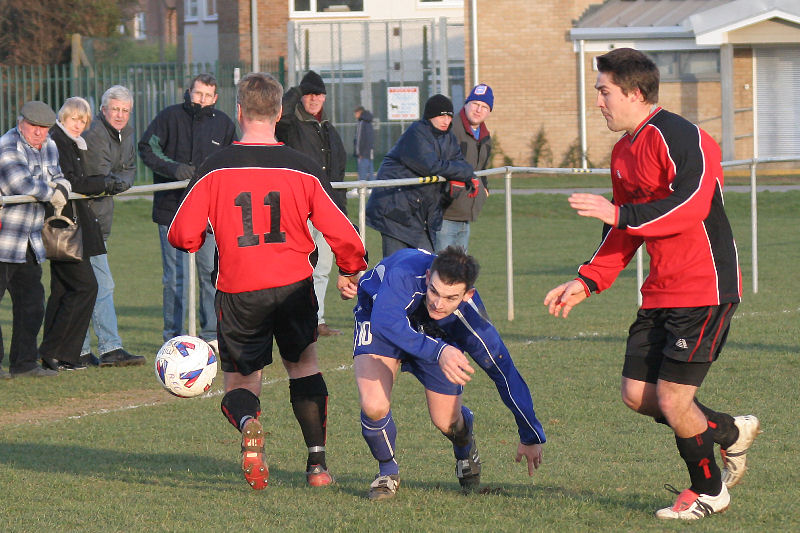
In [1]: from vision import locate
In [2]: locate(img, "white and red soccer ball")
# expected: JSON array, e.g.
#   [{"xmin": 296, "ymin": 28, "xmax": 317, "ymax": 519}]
[{"xmin": 155, "ymin": 336, "xmax": 218, "ymax": 398}]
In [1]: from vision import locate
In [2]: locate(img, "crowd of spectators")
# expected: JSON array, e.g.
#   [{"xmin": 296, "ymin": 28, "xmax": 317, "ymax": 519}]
[{"xmin": 0, "ymin": 76, "xmax": 493, "ymax": 378}]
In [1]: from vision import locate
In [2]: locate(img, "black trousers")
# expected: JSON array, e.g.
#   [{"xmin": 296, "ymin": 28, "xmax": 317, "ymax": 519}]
[
  {"xmin": 39, "ymin": 256, "xmax": 98, "ymax": 364},
  {"xmin": 0, "ymin": 246, "xmax": 45, "ymax": 373}
]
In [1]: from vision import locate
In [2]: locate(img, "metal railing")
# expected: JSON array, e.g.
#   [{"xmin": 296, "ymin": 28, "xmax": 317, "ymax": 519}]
[{"xmin": 2, "ymin": 157, "xmax": 796, "ymax": 328}]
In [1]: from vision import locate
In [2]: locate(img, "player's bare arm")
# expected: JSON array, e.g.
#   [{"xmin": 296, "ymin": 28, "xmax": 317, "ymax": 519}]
[
  {"xmin": 568, "ymin": 193, "xmax": 616, "ymax": 225},
  {"xmin": 438, "ymin": 345, "xmax": 475, "ymax": 385},
  {"xmin": 544, "ymin": 280, "xmax": 588, "ymax": 318},
  {"xmin": 337, "ymin": 273, "xmax": 361, "ymax": 300},
  {"xmin": 515, "ymin": 442, "xmax": 543, "ymax": 476}
]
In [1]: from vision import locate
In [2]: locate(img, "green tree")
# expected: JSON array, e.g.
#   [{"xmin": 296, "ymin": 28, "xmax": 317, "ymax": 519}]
[{"xmin": 0, "ymin": 0, "xmax": 136, "ymax": 65}]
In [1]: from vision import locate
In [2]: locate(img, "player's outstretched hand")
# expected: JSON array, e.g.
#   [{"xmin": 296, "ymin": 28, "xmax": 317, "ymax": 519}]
[
  {"xmin": 337, "ymin": 273, "xmax": 360, "ymax": 300},
  {"xmin": 568, "ymin": 193, "xmax": 616, "ymax": 225},
  {"xmin": 439, "ymin": 345, "xmax": 474, "ymax": 385},
  {"xmin": 515, "ymin": 442, "xmax": 543, "ymax": 476},
  {"xmin": 544, "ymin": 279, "xmax": 588, "ymax": 318}
]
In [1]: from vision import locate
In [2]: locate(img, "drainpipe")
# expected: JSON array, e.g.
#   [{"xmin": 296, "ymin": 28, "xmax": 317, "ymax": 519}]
[{"xmin": 470, "ymin": 0, "xmax": 479, "ymax": 85}]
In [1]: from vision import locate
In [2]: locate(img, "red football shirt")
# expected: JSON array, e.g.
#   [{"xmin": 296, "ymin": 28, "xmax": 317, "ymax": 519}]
[
  {"xmin": 168, "ymin": 142, "xmax": 367, "ymax": 293},
  {"xmin": 578, "ymin": 108, "xmax": 741, "ymax": 308}
]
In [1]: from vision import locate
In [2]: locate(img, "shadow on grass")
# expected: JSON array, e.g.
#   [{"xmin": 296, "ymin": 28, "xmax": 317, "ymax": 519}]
[
  {"xmin": 328, "ymin": 473, "xmax": 661, "ymax": 513},
  {"xmin": 0, "ymin": 441, "xmax": 286, "ymax": 489}
]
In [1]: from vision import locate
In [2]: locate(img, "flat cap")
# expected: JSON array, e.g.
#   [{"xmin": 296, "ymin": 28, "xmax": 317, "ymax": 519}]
[{"xmin": 20, "ymin": 101, "xmax": 57, "ymax": 127}]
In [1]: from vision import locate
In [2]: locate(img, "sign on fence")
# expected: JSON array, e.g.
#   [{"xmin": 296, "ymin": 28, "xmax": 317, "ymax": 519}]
[{"xmin": 387, "ymin": 86, "xmax": 419, "ymax": 121}]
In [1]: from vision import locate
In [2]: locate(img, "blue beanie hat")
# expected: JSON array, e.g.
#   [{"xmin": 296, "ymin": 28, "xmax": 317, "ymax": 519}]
[{"xmin": 464, "ymin": 83, "xmax": 494, "ymax": 111}]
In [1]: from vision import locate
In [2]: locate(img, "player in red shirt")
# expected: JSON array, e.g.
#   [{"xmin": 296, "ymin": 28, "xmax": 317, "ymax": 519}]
[
  {"xmin": 169, "ymin": 72, "xmax": 366, "ymax": 490},
  {"xmin": 544, "ymin": 48, "xmax": 759, "ymax": 520}
]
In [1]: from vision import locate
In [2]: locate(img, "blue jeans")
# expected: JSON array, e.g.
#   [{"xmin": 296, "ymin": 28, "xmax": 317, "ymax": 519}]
[
  {"xmin": 434, "ymin": 219, "xmax": 471, "ymax": 252},
  {"xmin": 158, "ymin": 225, "xmax": 217, "ymax": 342},
  {"xmin": 357, "ymin": 157, "xmax": 375, "ymax": 180},
  {"xmin": 82, "ymin": 249, "xmax": 123, "ymax": 355},
  {"xmin": 195, "ymin": 232, "xmax": 218, "ymax": 341}
]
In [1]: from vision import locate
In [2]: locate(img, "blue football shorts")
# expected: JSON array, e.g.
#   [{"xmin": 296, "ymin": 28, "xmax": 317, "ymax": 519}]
[{"xmin": 353, "ymin": 302, "xmax": 462, "ymax": 396}]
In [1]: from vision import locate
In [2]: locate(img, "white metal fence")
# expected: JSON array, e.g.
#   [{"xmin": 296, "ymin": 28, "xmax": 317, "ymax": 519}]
[{"xmin": 2, "ymin": 157, "xmax": 796, "ymax": 328}]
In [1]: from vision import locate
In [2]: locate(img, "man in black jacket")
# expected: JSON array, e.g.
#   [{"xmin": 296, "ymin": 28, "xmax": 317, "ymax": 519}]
[
  {"xmin": 139, "ymin": 73, "xmax": 237, "ymax": 347},
  {"xmin": 276, "ymin": 71, "xmax": 348, "ymax": 336}
]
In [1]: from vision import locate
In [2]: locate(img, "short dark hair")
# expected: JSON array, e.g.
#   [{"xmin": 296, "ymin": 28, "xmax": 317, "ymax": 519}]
[
  {"xmin": 430, "ymin": 246, "xmax": 480, "ymax": 290},
  {"xmin": 237, "ymin": 72, "xmax": 283, "ymax": 121},
  {"xmin": 354, "ymin": 105, "xmax": 365, "ymax": 113},
  {"xmin": 191, "ymin": 73, "xmax": 218, "ymax": 92},
  {"xmin": 596, "ymin": 48, "xmax": 660, "ymax": 104}
]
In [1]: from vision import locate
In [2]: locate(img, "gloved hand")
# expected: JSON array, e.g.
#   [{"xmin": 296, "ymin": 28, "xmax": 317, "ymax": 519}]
[
  {"xmin": 175, "ymin": 164, "xmax": 195, "ymax": 181},
  {"xmin": 467, "ymin": 177, "xmax": 480, "ymax": 198},
  {"xmin": 113, "ymin": 179, "xmax": 131, "ymax": 194},
  {"xmin": 103, "ymin": 177, "xmax": 118, "ymax": 195},
  {"xmin": 48, "ymin": 183, "xmax": 68, "ymax": 210},
  {"xmin": 104, "ymin": 177, "xmax": 131, "ymax": 195}
]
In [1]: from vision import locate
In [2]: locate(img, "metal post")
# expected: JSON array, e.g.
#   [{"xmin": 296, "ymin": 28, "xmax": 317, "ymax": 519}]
[
  {"xmin": 439, "ymin": 18, "xmax": 449, "ymax": 97},
  {"xmin": 470, "ymin": 0, "xmax": 479, "ymax": 86},
  {"xmin": 359, "ymin": 183, "xmax": 367, "ymax": 243},
  {"xmin": 188, "ymin": 252, "xmax": 197, "ymax": 337},
  {"xmin": 750, "ymin": 161, "xmax": 758, "ymax": 293},
  {"xmin": 636, "ymin": 248, "xmax": 643, "ymax": 307},
  {"xmin": 505, "ymin": 168, "xmax": 514, "ymax": 321},
  {"xmin": 250, "ymin": 0, "xmax": 259, "ymax": 71},
  {"xmin": 579, "ymin": 40, "xmax": 588, "ymax": 169},
  {"xmin": 362, "ymin": 21, "xmax": 372, "ymax": 111}
]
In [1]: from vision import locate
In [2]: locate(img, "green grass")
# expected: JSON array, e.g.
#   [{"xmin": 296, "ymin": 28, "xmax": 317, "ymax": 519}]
[{"xmin": 1, "ymin": 190, "xmax": 798, "ymax": 532}]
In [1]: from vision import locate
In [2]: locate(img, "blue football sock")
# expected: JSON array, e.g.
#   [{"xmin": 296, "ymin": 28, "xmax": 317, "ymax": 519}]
[
  {"xmin": 361, "ymin": 410, "xmax": 399, "ymax": 476},
  {"xmin": 453, "ymin": 406, "xmax": 474, "ymax": 460}
]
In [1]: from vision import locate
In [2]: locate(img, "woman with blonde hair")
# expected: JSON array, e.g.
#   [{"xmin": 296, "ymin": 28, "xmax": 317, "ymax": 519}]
[{"xmin": 40, "ymin": 97, "xmax": 110, "ymax": 370}]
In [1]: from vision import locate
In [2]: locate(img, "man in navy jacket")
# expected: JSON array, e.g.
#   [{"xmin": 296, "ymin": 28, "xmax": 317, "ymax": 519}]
[{"xmin": 366, "ymin": 94, "xmax": 475, "ymax": 258}]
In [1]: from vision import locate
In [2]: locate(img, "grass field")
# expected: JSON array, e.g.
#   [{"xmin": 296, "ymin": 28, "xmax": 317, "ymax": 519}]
[{"xmin": 1, "ymin": 185, "xmax": 798, "ymax": 532}]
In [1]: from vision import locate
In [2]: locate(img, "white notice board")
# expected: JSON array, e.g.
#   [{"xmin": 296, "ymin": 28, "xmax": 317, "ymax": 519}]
[{"xmin": 387, "ymin": 86, "xmax": 420, "ymax": 121}]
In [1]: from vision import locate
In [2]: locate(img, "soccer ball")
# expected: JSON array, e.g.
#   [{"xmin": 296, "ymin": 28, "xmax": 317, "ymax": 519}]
[{"xmin": 155, "ymin": 336, "xmax": 218, "ymax": 398}]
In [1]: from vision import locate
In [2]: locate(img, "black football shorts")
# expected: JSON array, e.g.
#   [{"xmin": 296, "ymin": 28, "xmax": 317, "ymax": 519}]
[
  {"xmin": 622, "ymin": 303, "xmax": 738, "ymax": 386},
  {"xmin": 216, "ymin": 277, "xmax": 318, "ymax": 375}
]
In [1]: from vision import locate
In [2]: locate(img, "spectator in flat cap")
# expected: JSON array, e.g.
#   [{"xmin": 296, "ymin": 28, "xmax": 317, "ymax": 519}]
[
  {"xmin": 366, "ymin": 94, "xmax": 475, "ymax": 257},
  {"xmin": 276, "ymin": 70, "xmax": 348, "ymax": 337},
  {"xmin": 0, "ymin": 101, "xmax": 72, "ymax": 378},
  {"xmin": 435, "ymin": 84, "xmax": 494, "ymax": 252}
]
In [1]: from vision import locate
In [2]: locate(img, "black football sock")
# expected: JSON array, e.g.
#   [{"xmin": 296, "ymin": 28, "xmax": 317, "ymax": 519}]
[
  {"xmin": 694, "ymin": 399, "xmax": 738, "ymax": 449},
  {"xmin": 675, "ymin": 426, "xmax": 722, "ymax": 496},
  {"xmin": 289, "ymin": 372, "xmax": 328, "ymax": 471},
  {"xmin": 220, "ymin": 388, "xmax": 261, "ymax": 432}
]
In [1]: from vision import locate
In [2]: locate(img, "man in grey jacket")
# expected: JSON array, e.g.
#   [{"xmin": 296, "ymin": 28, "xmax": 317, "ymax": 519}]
[
  {"xmin": 434, "ymin": 84, "xmax": 494, "ymax": 252},
  {"xmin": 81, "ymin": 85, "xmax": 145, "ymax": 367}
]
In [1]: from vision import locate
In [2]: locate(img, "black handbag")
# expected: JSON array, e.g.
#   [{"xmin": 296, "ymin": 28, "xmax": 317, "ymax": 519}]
[{"xmin": 42, "ymin": 214, "xmax": 83, "ymax": 262}]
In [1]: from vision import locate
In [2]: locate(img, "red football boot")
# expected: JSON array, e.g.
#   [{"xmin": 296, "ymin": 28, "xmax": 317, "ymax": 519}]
[{"xmin": 241, "ymin": 418, "xmax": 269, "ymax": 490}]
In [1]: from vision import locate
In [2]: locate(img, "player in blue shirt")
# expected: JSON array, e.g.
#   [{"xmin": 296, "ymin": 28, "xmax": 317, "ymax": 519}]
[{"xmin": 350, "ymin": 246, "xmax": 545, "ymax": 499}]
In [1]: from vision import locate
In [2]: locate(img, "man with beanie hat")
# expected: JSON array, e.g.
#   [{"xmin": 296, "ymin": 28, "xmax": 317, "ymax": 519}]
[
  {"xmin": 435, "ymin": 83, "xmax": 494, "ymax": 252},
  {"xmin": 366, "ymin": 94, "xmax": 474, "ymax": 257},
  {"xmin": 0, "ymin": 101, "xmax": 72, "ymax": 377},
  {"xmin": 276, "ymin": 70, "xmax": 348, "ymax": 337}
]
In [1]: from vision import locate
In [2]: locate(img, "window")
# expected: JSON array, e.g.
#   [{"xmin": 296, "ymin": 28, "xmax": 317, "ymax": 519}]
[
  {"xmin": 650, "ymin": 50, "xmax": 720, "ymax": 82},
  {"xmin": 206, "ymin": 0, "xmax": 217, "ymax": 19},
  {"xmin": 185, "ymin": 0, "xmax": 199, "ymax": 20},
  {"xmin": 134, "ymin": 12, "xmax": 146, "ymax": 40},
  {"xmin": 292, "ymin": 0, "xmax": 364, "ymax": 13}
]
